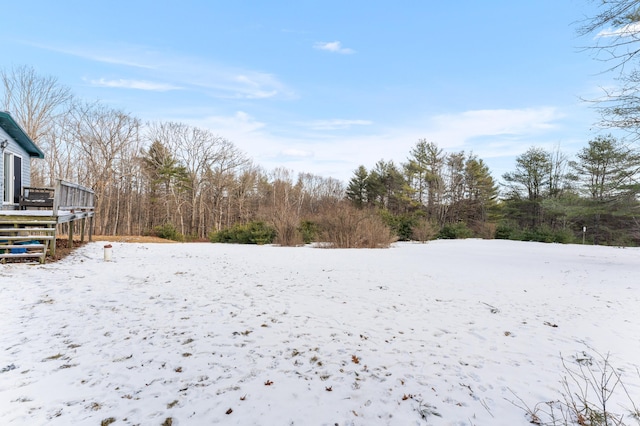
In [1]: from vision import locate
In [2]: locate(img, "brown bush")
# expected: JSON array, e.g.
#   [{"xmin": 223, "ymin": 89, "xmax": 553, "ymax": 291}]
[
  {"xmin": 469, "ymin": 221, "xmax": 496, "ymax": 239},
  {"xmin": 272, "ymin": 218, "xmax": 304, "ymax": 246},
  {"xmin": 261, "ymin": 168, "xmax": 305, "ymax": 247},
  {"xmin": 318, "ymin": 203, "xmax": 396, "ymax": 248},
  {"xmin": 411, "ymin": 218, "xmax": 438, "ymax": 242}
]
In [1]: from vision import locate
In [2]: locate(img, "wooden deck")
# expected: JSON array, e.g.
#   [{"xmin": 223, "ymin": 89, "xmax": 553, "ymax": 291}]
[{"xmin": 1, "ymin": 180, "xmax": 94, "ymax": 263}]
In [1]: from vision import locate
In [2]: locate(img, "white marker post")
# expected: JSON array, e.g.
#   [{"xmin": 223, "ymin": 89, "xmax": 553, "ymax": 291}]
[{"xmin": 104, "ymin": 244, "xmax": 113, "ymax": 261}]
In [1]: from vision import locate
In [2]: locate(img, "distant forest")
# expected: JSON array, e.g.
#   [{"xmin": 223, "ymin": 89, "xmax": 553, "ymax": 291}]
[{"xmin": 2, "ymin": 66, "xmax": 639, "ymax": 246}]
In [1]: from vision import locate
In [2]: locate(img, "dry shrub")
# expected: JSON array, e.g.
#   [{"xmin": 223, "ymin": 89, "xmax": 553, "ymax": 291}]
[
  {"xmin": 261, "ymin": 167, "xmax": 305, "ymax": 247},
  {"xmin": 271, "ymin": 214, "xmax": 304, "ymax": 246},
  {"xmin": 318, "ymin": 203, "xmax": 396, "ymax": 248},
  {"xmin": 511, "ymin": 349, "xmax": 640, "ymax": 426},
  {"xmin": 411, "ymin": 218, "xmax": 438, "ymax": 242},
  {"xmin": 470, "ymin": 221, "xmax": 496, "ymax": 239}
]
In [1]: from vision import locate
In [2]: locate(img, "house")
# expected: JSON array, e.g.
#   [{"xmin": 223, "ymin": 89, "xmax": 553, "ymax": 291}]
[
  {"xmin": 0, "ymin": 111, "xmax": 94, "ymax": 263},
  {"xmin": 0, "ymin": 111, "xmax": 44, "ymax": 210}
]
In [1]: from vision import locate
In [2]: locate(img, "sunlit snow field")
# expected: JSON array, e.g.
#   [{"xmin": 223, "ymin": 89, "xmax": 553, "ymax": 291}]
[{"xmin": 1, "ymin": 239, "xmax": 639, "ymax": 425}]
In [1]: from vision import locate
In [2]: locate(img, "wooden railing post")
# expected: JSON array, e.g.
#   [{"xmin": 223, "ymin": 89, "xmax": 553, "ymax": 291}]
[
  {"xmin": 53, "ymin": 179, "xmax": 62, "ymax": 213},
  {"xmin": 68, "ymin": 221, "xmax": 74, "ymax": 248}
]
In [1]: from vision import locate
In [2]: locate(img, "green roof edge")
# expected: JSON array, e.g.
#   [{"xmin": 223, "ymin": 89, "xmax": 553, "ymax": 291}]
[{"xmin": 0, "ymin": 111, "xmax": 45, "ymax": 159}]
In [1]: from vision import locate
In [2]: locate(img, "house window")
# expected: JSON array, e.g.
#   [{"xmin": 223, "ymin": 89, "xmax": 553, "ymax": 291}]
[{"xmin": 3, "ymin": 152, "xmax": 22, "ymax": 204}]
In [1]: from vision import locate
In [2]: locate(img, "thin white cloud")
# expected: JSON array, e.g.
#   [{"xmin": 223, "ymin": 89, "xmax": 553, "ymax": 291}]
[
  {"xmin": 280, "ymin": 148, "xmax": 314, "ymax": 158},
  {"xmin": 596, "ymin": 22, "xmax": 640, "ymax": 38},
  {"xmin": 160, "ymin": 59, "xmax": 294, "ymax": 100},
  {"xmin": 90, "ymin": 78, "xmax": 181, "ymax": 91},
  {"xmin": 230, "ymin": 74, "xmax": 283, "ymax": 99},
  {"xmin": 196, "ymin": 111, "xmax": 266, "ymax": 137},
  {"xmin": 426, "ymin": 107, "xmax": 562, "ymax": 148},
  {"xmin": 25, "ymin": 41, "xmax": 156, "ymax": 69},
  {"xmin": 29, "ymin": 41, "xmax": 294, "ymax": 100},
  {"xmin": 189, "ymin": 107, "xmax": 570, "ymax": 182},
  {"xmin": 314, "ymin": 41, "xmax": 355, "ymax": 54},
  {"xmin": 415, "ymin": 107, "xmax": 570, "ymax": 179},
  {"xmin": 307, "ymin": 119, "xmax": 372, "ymax": 130}
]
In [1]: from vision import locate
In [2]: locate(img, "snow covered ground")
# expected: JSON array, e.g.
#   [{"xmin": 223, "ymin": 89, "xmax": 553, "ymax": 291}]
[{"xmin": 1, "ymin": 239, "xmax": 639, "ymax": 425}]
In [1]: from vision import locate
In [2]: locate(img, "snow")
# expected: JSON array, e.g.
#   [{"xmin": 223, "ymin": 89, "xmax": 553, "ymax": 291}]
[{"xmin": 1, "ymin": 239, "xmax": 639, "ymax": 425}]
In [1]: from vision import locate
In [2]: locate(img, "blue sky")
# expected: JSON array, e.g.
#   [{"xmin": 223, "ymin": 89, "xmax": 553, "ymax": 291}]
[{"xmin": 0, "ymin": 0, "xmax": 615, "ymax": 182}]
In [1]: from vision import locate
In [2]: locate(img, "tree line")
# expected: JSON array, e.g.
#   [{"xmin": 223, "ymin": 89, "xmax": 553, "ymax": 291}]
[
  {"xmin": 345, "ymin": 140, "xmax": 499, "ymax": 241},
  {"xmin": 1, "ymin": 66, "xmax": 350, "ymax": 242},
  {"xmin": 345, "ymin": 138, "xmax": 640, "ymax": 246},
  {"xmin": 2, "ymin": 65, "xmax": 640, "ymax": 246}
]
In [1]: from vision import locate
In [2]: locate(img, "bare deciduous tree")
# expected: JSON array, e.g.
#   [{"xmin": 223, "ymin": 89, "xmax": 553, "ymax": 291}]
[
  {"xmin": 0, "ymin": 65, "xmax": 73, "ymax": 143},
  {"xmin": 0, "ymin": 65, "xmax": 74, "ymax": 186},
  {"xmin": 145, "ymin": 121, "xmax": 247, "ymax": 238},
  {"xmin": 263, "ymin": 167, "xmax": 304, "ymax": 246},
  {"xmin": 70, "ymin": 101, "xmax": 141, "ymax": 235},
  {"xmin": 202, "ymin": 139, "xmax": 248, "ymax": 233},
  {"xmin": 578, "ymin": 1, "xmax": 640, "ymax": 137}
]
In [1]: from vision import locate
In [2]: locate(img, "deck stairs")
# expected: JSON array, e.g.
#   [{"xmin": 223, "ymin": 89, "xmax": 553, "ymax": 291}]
[{"xmin": 0, "ymin": 215, "xmax": 56, "ymax": 264}]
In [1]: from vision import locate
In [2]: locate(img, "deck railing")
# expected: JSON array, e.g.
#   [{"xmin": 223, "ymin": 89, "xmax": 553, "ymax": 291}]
[
  {"xmin": 53, "ymin": 179, "xmax": 95, "ymax": 212},
  {"xmin": 19, "ymin": 187, "xmax": 55, "ymax": 209}
]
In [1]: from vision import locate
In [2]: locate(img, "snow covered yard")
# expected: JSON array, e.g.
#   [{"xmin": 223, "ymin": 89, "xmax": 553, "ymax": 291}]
[{"xmin": 1, "ymin": 239, "xmax": 639, "ymax": 425}]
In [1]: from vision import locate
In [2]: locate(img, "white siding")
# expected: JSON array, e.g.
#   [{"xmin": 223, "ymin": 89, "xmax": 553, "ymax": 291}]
[
  {"xmin": 0, "ymin": 152, "xmax": 4, "ymax": 207},
  {"xmin": 22, "ymin": 152, "xmax": 31, "ymax": 187},
  {"xmin": 1, "ymin": 126, "xmax": 32, "ymax": 209}
]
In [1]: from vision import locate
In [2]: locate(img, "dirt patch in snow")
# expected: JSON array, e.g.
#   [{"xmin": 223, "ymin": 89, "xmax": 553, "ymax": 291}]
[
  {"xmin": 42, "ymin": 236, "xmax": 176, "ymax": 263},
  {"xmin": 92, "ymin": 235, "xmax": 177, "ymax": 244}
]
